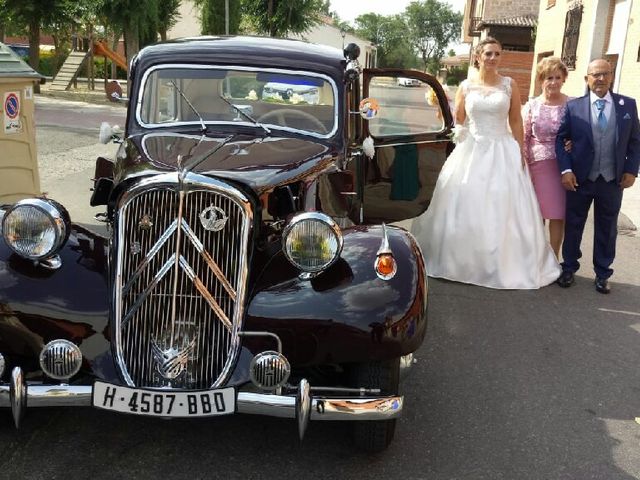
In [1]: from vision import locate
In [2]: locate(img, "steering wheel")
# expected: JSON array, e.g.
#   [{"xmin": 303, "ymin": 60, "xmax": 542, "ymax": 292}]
[{"xmin": 257, "ymin": 109, "xmax": 328, "ymax": 134}]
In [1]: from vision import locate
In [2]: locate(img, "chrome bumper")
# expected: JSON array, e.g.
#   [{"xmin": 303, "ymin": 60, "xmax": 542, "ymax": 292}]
[{"xmin": 0, "ymin": 367, "xmax": 402, "ymax": 439}]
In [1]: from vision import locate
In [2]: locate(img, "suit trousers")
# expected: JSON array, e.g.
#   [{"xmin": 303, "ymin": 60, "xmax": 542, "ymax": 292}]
[{"xmin": 562, "ymin": 177, "xmax": 623, "ymax": 278}]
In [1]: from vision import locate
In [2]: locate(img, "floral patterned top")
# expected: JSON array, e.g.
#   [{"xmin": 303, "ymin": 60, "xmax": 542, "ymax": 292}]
[{"xmin": 522, "ymin": 97, "xmax": 570, "ymax": 164}]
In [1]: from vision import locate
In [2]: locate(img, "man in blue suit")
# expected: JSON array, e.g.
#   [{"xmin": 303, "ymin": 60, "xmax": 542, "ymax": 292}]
[{"xmin": 555, "ymin": 59, "xmax": 640, "ymax": 293}]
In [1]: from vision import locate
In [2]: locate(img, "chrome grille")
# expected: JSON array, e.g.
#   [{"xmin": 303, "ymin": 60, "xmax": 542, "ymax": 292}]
[{"xmin": 114, "ymin": 173, "xmax": 252, "ymax": 389}]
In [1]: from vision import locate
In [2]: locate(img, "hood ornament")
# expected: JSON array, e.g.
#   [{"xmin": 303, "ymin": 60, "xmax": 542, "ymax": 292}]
[
  {"xmin": 199, "ymin": 205, "xmax": 228, "ymax": 232},
  {"xmin": 151, "ymin": 338, "xmax": 196, "ymax": 380}
]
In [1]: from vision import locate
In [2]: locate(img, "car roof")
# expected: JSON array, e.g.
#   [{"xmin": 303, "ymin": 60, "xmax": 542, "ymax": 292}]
[{"xmin": 134, "ymin": 36, "xmax": 347, "ymax": 81}]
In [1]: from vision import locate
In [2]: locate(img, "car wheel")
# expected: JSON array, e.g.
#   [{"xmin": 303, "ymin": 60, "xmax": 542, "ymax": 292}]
[{"xmin": 349, "ymin": 357, "xmax": 400, "ymax": 453}]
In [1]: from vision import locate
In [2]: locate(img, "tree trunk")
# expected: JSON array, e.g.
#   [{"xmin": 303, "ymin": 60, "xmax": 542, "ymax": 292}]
[
  {"xmin": 123, "ymin": 24, "xmax": 140, "ymax": 67},
  {"xmin": 123, "ymin": 23, "xmax": 139, "ymax": 94},
  {"xmin": 268, "ymin": 0, "xmax": 274, "ymax": 36},
  {"xmin": 28, "ymin": 20, "xmax": 41, "ymax": 93},
  {"xmin": 159, "ymin": 28, "xmax": 167, "ymax": 41},
  {"xmin": 0, "ymin": 24, "xmax": 5, "ymax": 43},
  {"xmin": 111, "ymin": 32, "xmax": 120, "ymax": 80}
]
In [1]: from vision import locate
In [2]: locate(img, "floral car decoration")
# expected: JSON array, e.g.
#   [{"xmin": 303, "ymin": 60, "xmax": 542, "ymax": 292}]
[{"xmin": 0, "ymin": 36, "xmax": 452, "ymax": 452}]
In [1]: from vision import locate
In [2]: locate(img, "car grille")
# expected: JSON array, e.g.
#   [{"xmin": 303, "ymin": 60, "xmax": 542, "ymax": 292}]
[{"xmin": 113, "ymin": 173, "xmax": 252, "ymax": 389}]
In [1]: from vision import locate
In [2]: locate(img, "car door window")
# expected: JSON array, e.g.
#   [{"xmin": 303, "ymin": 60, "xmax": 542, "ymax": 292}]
[{"xmin": 367, "ymin": 76, "xmax": 446, "ymax": 137}]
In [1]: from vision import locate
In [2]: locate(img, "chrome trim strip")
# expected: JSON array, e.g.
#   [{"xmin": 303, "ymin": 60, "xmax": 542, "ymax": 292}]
[
  {"xmin": 0, "ymin": 383, "xmax": 403, "ymax": 421},
  {"xmin": 178, "ymin": 255, "xmax": 232, "ymax": 331},
  {"xmin": 180, "ymin": 219, "xmax": 236, "ymax": 300},
  {"xmin": 135, "ymin": 64, "xmax": 339, "ymax": 139},
  {"xmin": 122, "ymin": 219, "xmax": 178, "ymax": 295},
  {"xmin": 296, "ymin": 379, "xmax": 311, "ymax": 440},
  {"xmin": 121, "ymin": 254, "xmax": 176, "ymax": 328},
  {"xmin": 9, "ymin": 367, "xmax": 25, "ymax": 428}
]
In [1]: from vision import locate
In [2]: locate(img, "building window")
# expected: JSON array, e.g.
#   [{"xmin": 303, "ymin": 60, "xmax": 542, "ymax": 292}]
[{"xmin": 561, "ymin": 4, "xmax": 583, "ymax": 70}]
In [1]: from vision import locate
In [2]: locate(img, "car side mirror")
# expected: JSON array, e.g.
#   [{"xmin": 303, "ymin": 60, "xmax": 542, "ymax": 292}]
[{"xmin": 99, "ymin": 122, "xmax": 123, "ymax": 144}]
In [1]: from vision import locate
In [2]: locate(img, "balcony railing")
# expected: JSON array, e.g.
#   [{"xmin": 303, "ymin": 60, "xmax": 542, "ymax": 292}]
[{"xmin": 468, "ymin": 16, "xmax": 482, "ymax": 37}]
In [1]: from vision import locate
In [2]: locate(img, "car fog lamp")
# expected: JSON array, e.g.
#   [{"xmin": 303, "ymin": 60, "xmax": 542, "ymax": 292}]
[
  {"xmin": 282, "ymin": 212, "xmax": 343, "ymax": 273},
  {"xmin": 249, "ymin": 351, "xmax": 291, "ymax": 391},
  {"xmin": 39, "ymin": 339, "xmax": 82, "ymax": 381},
  {"xmin": 1, "ymin": 199, "xmax": 69, "ymax": 260}
]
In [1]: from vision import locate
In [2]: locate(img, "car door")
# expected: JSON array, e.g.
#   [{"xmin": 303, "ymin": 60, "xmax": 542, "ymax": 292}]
[{"xmin": 357, "ymin": 69, "xmax": 454, "ymax": 224}]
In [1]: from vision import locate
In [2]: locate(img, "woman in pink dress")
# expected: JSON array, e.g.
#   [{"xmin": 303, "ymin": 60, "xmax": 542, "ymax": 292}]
[{"xmin": 523, "ymin": 57, "xmax": 570, "ymax": 258}]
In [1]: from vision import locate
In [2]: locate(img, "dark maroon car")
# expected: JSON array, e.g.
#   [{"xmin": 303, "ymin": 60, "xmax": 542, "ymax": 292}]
[{"xmin": 0, "ymin": 36, "xmax": 452, "ymax": 451}]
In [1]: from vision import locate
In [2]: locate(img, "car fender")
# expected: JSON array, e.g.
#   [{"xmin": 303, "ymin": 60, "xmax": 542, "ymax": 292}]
[
  {"xmin": 0, "ymin": 224, "xmax": 115, "ymax": 379},
  {"xmin": 244, "ymin": 225, "xmax": 428, "ymax": 366}
]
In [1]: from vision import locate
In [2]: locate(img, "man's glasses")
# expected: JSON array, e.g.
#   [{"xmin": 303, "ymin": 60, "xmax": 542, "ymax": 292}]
[{"xmin": 587, "ymin": 72, "xmax": 612, "ymax": 79}]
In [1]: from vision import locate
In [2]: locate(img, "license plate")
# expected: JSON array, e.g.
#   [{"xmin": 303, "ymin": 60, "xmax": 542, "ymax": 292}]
[{"xmin": 93, "ymin": 381, "xmax": 235, "ymax": 417}]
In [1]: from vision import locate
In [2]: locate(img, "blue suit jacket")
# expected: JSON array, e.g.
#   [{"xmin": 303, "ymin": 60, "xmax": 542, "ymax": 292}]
[{"xmin": 555, "ymin": 93, "xmax": 640, "ymax": 183}]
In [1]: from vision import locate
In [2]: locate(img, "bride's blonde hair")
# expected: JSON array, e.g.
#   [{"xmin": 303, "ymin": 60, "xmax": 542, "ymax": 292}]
[{"xmin": 473, "ymin": 37, "xmax": 502, "ymax": 69}]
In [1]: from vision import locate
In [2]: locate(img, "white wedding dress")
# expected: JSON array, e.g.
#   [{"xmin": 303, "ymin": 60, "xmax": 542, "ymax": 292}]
[{"xmin": 411, "ymin": 77, "xmax": 561, "ymax": 289}]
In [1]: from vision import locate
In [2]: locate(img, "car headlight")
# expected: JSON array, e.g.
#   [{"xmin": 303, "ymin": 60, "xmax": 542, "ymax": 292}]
[
  {"xmin": 1, "ymin": 198, "xmax": 70, "ymax": 260},
  {"xmin": 282, "ymin": 212, "xmax": 343, "ymax": 273}
]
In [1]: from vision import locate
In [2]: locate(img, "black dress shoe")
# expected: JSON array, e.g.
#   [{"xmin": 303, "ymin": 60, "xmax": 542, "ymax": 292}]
[
  {"xmin": 556, "ymin": 271, "xmax": 575, "ymax": 288},
  {"xmin": 595, "ymin": 277, "xmax": 611, "ymax": 294}
]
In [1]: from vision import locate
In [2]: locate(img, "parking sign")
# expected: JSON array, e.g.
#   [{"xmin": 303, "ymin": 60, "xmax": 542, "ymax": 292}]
[{"xmin": 4, "ymin": 91, "xmax": 22, "ymax": 134}]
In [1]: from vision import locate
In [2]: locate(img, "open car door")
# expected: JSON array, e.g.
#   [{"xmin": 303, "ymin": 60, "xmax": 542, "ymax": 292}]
[{"xmin": 358, "ymin": 69, "xmax": 454, "ymax": 224}]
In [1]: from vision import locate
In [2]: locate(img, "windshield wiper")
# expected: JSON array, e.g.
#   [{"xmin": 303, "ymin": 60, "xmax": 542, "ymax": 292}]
[
  {"xmin": 218, "ymin": 95, "xmax": 271, "ymax": 135},
  {"xmin": 169, "ymin": 80, "xmax": 206, "ymax": 132}
]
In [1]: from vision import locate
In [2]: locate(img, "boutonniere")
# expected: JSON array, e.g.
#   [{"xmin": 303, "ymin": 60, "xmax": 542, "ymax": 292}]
[{"xmin": 619, "ymin": 98, "xmax": 625, "ymax": 106}]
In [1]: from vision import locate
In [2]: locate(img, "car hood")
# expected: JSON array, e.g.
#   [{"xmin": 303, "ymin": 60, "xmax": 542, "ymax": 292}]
[{"xmin": 115, "ymin": 132, "xmax": 339, "ymax": 194}]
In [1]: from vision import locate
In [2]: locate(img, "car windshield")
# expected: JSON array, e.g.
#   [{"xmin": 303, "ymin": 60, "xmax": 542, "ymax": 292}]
[{"xmin": 138, "ymin": 66, "xmax": 337, "ymax": 136}]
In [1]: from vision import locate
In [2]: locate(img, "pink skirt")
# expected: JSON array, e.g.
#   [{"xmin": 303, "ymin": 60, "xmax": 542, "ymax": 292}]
[{"xmin": 528, "ymin": 158, "xmax": 566, "ymax": 220}]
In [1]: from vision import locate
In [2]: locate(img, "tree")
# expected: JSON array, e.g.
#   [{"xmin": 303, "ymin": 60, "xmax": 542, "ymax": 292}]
[
  {"xmin": 193, "ymin": 0, "xmax": 241, "ymax": 35},
  {"xmin": 98, "ymin": 0, "xmax": 160, "ymax": 66},
  {"xmin": 242, "ymin": 0, "xmax": 324, "ymax": 37},
  {"xmin": 158, "ymin": 0, "xmax": 182, "ymax": 41},
  {"xmin": 405, "ymin": 0, "xmax": 462, "ymax": 73},
  {"xmin": 354, "ymin": 13, "xmax": 418, "ymax": 69},
  {"xmin": 3, "ymin": 0, "xmax": 83, "ymax": 72}
]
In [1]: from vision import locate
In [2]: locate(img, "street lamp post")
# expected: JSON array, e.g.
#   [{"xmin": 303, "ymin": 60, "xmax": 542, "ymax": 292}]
[{"xmin": 225, "ymin": 0, "xmax": 229, "ymax": 35}]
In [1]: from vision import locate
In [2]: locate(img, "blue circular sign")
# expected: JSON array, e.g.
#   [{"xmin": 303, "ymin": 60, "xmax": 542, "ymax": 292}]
[{"xmin": 5, "ymin": 93, "xmax": 19, "ymax": 119}]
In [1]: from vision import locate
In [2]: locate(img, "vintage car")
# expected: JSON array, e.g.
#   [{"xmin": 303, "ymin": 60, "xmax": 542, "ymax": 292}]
[{"xmin": 0, "ymin": 36, "xmax": 452, "ymax": 452}]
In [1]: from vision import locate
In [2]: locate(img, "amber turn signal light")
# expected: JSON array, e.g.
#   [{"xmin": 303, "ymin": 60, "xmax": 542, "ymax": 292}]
[{"xmin": 375, "ymin": 253, "xmax": 397, "ymax": 280}]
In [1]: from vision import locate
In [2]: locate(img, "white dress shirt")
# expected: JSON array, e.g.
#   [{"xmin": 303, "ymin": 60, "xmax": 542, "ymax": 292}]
[{"xmin": 589, "ymin": 90, "xmax": 613, "ymax": 127}]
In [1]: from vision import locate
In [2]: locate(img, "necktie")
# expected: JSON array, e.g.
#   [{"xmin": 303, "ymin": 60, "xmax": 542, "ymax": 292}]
[{"xmin": 595, "ymin": 98, "xmax": 607, "ymax": 131}]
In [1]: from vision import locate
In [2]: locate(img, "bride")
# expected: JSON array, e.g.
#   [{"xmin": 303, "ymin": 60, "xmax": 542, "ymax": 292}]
[{"xmin": 411, "ymin": 37, "xmax": 560, "ymax": 289}]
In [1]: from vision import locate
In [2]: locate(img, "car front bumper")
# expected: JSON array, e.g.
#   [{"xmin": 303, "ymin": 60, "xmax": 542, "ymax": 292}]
[{"xmin": 0, "ymin": 367, "xmax": 402, "ymax": 439}]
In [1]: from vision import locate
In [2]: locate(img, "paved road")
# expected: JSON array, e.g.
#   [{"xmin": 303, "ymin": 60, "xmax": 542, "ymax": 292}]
[{"xmin": 1, "ymin": 96, "xmax": 639, "ymax": 479}]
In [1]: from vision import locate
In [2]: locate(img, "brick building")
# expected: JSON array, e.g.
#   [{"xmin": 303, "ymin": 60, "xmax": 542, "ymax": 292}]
[{"xmin": 532, "ymin": 0, "xmax": 640, "ymax": 101}]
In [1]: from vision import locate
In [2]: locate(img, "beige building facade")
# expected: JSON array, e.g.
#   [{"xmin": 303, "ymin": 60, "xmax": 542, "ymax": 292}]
[{"xmin": 531, "ymin": 0, "xmax": 640, "ymax": 100}]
